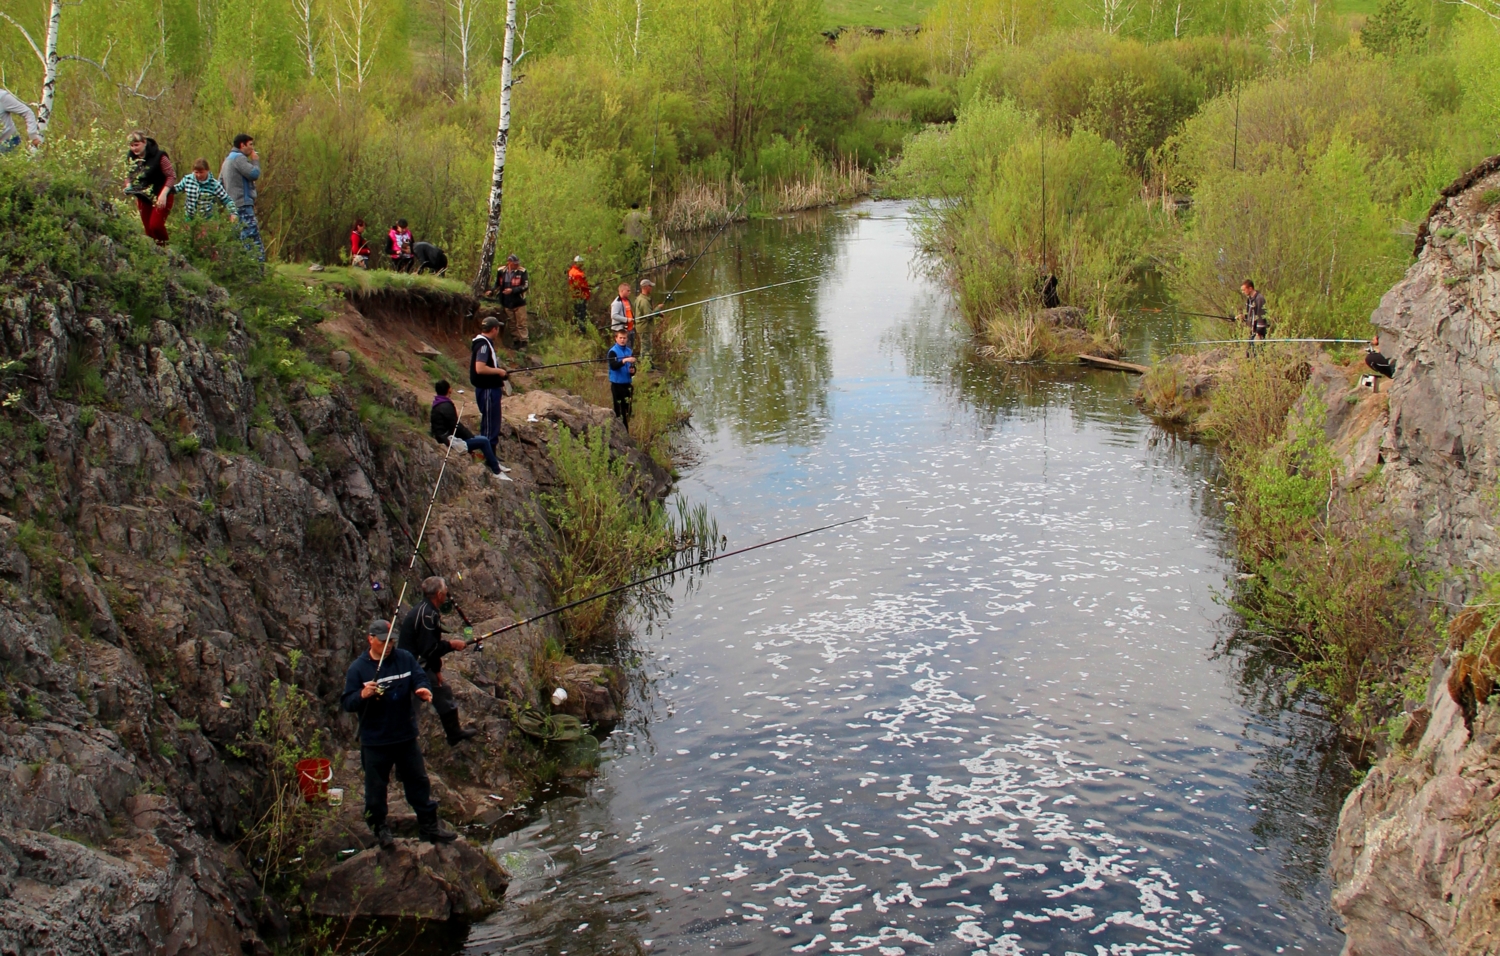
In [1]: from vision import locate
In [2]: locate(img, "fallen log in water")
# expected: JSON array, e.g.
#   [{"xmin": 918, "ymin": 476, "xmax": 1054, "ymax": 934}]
[{"xmin": 1078, "ymin": 353, "xmax": 1149, "ymax": 374}]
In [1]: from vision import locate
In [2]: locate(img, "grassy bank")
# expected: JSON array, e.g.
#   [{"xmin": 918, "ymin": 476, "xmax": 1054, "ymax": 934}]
[{"xmin": 1138, "ymin": 351, "xmax": 1432, "ymax": 747}]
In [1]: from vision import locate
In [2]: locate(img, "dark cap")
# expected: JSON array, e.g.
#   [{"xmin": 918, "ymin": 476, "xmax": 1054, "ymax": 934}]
[
  {"xmin": 368, "ymin": 619, "xmax": 393, "ymax": 638},
  {"xmin": 506, "ymin": 254, "xmax": 519, "ymax": 262},
  {"xmin": 480, "ymin": 316, "xmax": 501, "ymax": 331}
]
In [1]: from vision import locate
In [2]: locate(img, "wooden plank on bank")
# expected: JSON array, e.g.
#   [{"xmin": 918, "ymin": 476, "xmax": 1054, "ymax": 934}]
[{"xmin": 1078, "ymin": 354, "xmax": 1149, "ymax": 375}]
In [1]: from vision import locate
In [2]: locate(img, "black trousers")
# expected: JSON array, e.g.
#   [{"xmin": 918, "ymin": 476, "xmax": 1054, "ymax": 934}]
[
  {"xmin": 361, "ymin": 739, "xmax": 438, "ymax": 827},
  {"xmin": 429, "ymin": 674, "xmax": 458, "ymax": 716},
  {"xmin": 574, "ymin": 300, "xmax": 589, "ymax": 332},
  {"xmin": 1365, "ymin": 350, "xmax": 1395, "ymax": 379},
  {"xmin": 611, "ymin": 381, "xmax": 633, "ymax": 426}
]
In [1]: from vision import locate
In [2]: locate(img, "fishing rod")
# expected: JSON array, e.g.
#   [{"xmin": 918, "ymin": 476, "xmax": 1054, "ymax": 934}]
[
  {"xmin": 383, "ymin": 502, "xmax": 475, "ymax": 630},
  {"xmin": 664, "ymin": 200, "xmax": 746, "ymax": 302},
  {"xmin": 376, "ymin": 409, "xmax": 467, "ymax": 677},
  {"xmin": 509, "ymin": 357, "xmax": 608, "ymax": 374},
  {"xmin": 476, "ymin": 514, "xmax": 869, "ymax": 642},
  {"xmin": 1134, "ymin": 307, "xmax": 1236, "ymax": 322},
  {"xmin": 647, "ymin": 275, "xmax": 817, "ymax": 319},
  {"xmin": 1172, "ymin": 338, "xmax": 1369, "ymax": 347}
]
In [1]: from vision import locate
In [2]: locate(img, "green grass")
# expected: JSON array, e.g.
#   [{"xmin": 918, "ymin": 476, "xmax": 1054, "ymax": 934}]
[
  {"xmin": 823, "ymin": 0, "xmax": 934, "ymax": 30},
  {"xmin": 274, "ymin": 263, "xmax": 473, "ymax": 297}
]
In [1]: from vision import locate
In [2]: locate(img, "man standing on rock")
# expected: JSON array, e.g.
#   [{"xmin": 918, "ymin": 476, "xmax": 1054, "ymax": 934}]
[
  {"xmin": 568, "ymin": 256, "xmax": 592, "ymax": 333},
  {"xmin": 220, "ymin": 133, "xmax": 264, "ymax": 261},
  {"xmin": 341, "ymin": 619, "xmax": 459, "ymax": 849},
  {"xmin": 633, "ymin": 278, "xmax": 657, "ymax": 358},
  {"xmin": 498, "ymin": 254, "xmax": 530, "ymax": 347},
  {"xmin": 399, "ymin": 576, "xmax": 481, "ymax": 747},
  {"xmin": 470, "ymin": 316, "xmax": 509, "ymax": 454}
]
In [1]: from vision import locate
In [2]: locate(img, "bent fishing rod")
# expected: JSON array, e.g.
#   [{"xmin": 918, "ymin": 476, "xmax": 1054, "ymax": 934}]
[
  {"xmin": 475, "ymin": 514, "xmax": 870, "ymax": 642},
  {"xmin": 647, "ymin": 275, "xmax": 817, "ymax": 319}
]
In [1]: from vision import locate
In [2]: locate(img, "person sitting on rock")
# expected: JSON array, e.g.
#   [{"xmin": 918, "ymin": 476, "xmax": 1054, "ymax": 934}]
[
  {"xmin": 399, "ymin": 576, "xmax": 479, "ymax": 747},
  {"xmin": 430, "ymin": 379, "xmax": 510, "ymax": 481},
  {"xmin": 341, "ymin": 619, "xmax": 458, "ymax": 849},
  {"xmin": 1365, "ymin": 335, "xmax": 1395, "ymax": 379}
]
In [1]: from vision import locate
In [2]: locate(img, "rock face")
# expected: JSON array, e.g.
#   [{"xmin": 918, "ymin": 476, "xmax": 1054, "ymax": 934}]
[
  {"xmin": 1367, "ymin": 155, "xmax": 1500, "ymax": 602},
  {"xmin": 303, "ymin": 840, "xmax": 508, "ymax": 920},
  {"xmin": 1329, "ymin": 157, "xmax": 1500, "ymax": 954},
  {"xmin": 1331, "ymin": 660, "xmax": 1500, "ymax": 956},
  {"xmin": 0, "ymin": 181, "xmax": 668, "ymax": 951}
]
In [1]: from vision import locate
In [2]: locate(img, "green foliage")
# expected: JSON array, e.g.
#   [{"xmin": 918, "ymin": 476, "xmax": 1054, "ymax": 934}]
[
  {"xmin": 1361, "ymin": 0, "xmax": 1428, "ymax": 55},
  {"xmin": 889, "ymin": 97, "xmax": 1150, "ymax": 328},
  {"xmin": 537, "ymin": 424, "xmax": 675, "ymax": 643}
]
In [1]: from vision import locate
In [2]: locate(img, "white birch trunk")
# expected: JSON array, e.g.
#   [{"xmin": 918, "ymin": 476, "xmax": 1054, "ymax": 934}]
[
  {"xmin": 473, "ymin": 0, "xmax": 517, "ymax": 296},
  {"xmin": 39, "ymin": 0, "xmax": 59, "ymax": 133}
]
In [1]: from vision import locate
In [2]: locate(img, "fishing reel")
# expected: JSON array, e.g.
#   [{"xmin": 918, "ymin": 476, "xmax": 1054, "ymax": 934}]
[{"xmin": 440, "ymin": 596, "xmax": 456, "ymax": 614}]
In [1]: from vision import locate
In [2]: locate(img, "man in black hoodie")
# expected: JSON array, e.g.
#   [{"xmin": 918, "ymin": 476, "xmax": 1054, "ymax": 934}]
[
  {"xmin": 341, "ymin": 619, "xmax": 458, "ymax": 848},
  {"xmin": 399, "ymin": 576, "xmax": 479, "ymax": 746},
  {"xmin": 430, "ymin": 380, "xmax": 509, "ymax": 480}
]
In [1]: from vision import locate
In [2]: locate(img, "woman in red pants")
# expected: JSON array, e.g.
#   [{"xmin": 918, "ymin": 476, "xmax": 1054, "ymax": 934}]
[{"xmin": 125, "ymin": 131, "xmax": 176, "ymax": 245}]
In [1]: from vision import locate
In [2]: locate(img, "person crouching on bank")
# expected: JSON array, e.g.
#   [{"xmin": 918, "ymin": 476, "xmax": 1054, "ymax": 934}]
[{"xmin": 341, "ymin": 619, "xmax": 459, "ymax": 849}]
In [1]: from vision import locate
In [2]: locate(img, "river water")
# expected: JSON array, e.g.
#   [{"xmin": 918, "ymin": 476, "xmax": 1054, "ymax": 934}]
[{"xmin": 462, "ymin": 202, "xmax": 1351, "ymax": 955}]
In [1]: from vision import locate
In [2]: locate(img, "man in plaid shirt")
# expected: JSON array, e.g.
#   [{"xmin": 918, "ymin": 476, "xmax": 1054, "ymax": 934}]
[{"xmin": 171, "ymin": 158, "xmax": 239, "ymax": 222}]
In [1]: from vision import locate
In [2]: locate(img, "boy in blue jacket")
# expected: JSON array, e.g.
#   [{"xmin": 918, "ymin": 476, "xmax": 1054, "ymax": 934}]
[
  {"xmin": 607, "ymin": 329, "xmax": 637, "ymax": 427},
  {"xmin": 341, "ymin": 619, "xmax": 458, "ymax": 848}
]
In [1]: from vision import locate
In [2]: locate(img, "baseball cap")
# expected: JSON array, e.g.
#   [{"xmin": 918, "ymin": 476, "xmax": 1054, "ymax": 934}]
[
  {"xmin": 481, "ymin": 316, "xmax": 501, "ymax": 330},
  {"xmin": 506, "ymin": 254, "xmax": 519, "ymax": 263},
  {"xmin": 368, "ymin": 619, "xmax": 393, "ymax": 638},
  {"xmin": 573, "ymin": 255, "xmax": 583, "ymax": 263},
  {"xmin": 640, "ymin": 279, "xmax": 654, "ymax": 288}
]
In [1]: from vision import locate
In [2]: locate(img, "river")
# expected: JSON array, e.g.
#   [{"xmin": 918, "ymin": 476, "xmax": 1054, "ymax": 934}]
[{"xmin": 463, "ymin": 201, "xmax": 1351, "ymax": 955}]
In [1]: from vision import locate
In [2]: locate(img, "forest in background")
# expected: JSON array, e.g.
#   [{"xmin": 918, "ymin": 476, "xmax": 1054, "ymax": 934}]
[{"xmin": 2, "ymin": 0, "xmax": 1497, "ymax": 330}]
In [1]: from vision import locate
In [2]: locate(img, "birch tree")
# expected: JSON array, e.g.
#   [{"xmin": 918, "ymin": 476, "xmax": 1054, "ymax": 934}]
[
  {"xmin": 449, "ymin": 0, "xmax": 482, "ymax": 99},
  {"xmin": 0, "ymin": 0, "xmax": 62, "ymax": 135},
  {"xmin": 330, "ymin": 0, "xmax": 381, "ymax": 92},
  {"xmin": 474, "ymin": 0, "xmax": 517, "ymax": 294},
  {"xmin": 292, "ymin": 0, "xmax": 320, "ymax": 78}
]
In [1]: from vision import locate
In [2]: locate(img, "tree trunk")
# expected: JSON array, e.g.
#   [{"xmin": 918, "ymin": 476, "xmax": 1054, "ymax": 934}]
[
  {"xmin": 39, "ymin": 0, "xmax": 59, "ymax": 133},
  {"xmin": 473, "ymin": 0, "xmax": 517, "ymax": 296}
]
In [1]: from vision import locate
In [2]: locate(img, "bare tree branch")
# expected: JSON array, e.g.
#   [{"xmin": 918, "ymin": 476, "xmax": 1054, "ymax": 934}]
[{"xmin": 0, "ymin": 11, "xmax": 46, "ymax": 67}]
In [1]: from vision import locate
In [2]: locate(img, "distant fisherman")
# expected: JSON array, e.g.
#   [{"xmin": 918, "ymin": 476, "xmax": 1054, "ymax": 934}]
[
  {"xmin": 1238, "ymin": 279, "xmax": 1268, "ymax": 355},
  {"xmin": 341, "ymin": 619, "xmax": 458, "ymax": 849},
  {"xmin": 399, "ymin": 577, "xmax": 480, "ymax": 746},
  {"xmin": 498, "ymin": 254, "xmax": 530, "ymax": 347},
  {"xmin": 568, "ymin": 256, "xmax": 592, "ymax": 333},
  {"xmin": 1365, "ymin": 334, "xmax": 1395, "ymax": 379},
  {"xmin": 609, "ymin": 282, "xmax": 634, "ymax": 344},
  {"xmin": 607, "ymin": 328, "xmax": 637, "ymax": 427},
  {"xmin": 633, "ymin": 278, "xmax": 657, "ymax": 356}
]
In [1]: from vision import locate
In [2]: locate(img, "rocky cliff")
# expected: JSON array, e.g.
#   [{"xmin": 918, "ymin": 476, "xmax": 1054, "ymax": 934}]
[
  {"xmin": 0, "ymin": 168, "xmax": 664, "ymax": 953},
  {"xmin": 1328, "ymin": 158, "xmax": 1500, "ymax": 953}
]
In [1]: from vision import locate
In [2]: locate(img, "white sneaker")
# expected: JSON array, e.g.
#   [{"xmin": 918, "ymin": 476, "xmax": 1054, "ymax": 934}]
[
  {"xmin": 497, "ymin": 464, "xmax": 512, "ymax": 473},
  {"xmin": 491, "ymin": 471, "xmax": 513, "ymax": 482}
]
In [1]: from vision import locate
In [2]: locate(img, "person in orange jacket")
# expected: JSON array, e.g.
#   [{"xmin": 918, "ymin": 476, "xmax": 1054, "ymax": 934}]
[{"xmin": 567, "ymin": 256, "xmax": 592, "ymax": 333}]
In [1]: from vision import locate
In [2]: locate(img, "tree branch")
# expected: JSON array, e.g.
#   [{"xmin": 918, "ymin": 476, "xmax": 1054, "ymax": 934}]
[{"xmin": 0, "ymin": 11, "xmax": 46, "ymax": 68}]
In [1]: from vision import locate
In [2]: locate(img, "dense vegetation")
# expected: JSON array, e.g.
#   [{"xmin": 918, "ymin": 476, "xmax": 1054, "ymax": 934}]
[{"xmin": 884, "ymin": 0, "xmax": 1499, "ymax": 349}]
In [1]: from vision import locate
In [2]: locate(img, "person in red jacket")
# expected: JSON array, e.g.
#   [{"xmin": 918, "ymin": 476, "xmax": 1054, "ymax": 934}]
[
  {"xmin": 350, "ymin": 219, "xmax": 372, "ymax": 269},
  {"xmin": 567, "ymin": 256, "xmax": 592, "ymax": 333}
]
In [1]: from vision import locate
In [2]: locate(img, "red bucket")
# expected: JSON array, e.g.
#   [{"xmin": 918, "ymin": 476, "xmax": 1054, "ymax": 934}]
[{"xmin": 296, "ymin": 758, "xmax": 332, "ymax": 802}]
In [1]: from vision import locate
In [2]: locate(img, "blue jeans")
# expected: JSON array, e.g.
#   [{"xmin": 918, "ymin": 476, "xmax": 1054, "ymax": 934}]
[
  {"xmin": 476, "ymin": 387, "xmax": 502, "ymax": 447},
  {"xmin": 237, "ymin": 205, "xmax": 265, "ymax": 261},
  {"xmin": 0, "ymin": 135, "xmax": 20, "ymax": 154},
  {"xmin": 464, "ymin": 435, "xmax": 501, "ymax": 475}
]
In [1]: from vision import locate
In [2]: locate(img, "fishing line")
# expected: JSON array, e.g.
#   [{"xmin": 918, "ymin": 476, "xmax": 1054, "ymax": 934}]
[
  {"xmin": 664, "ymin": 200, "xmax": 745, "ymax": 302},
  {"xmin": 476, "ymin": 514, "xmax": 869, "ymax": 641},
  {"xmin": 376, "ymin": 408, "xmax": 468, "ymax": 674},
  {"xmin": 648, "ymin": 275, "xmax": 817, "ymax": 319},
  {"xmin": 1133, "ymin": 307, "xmax": 1236, "ymax": 321}
]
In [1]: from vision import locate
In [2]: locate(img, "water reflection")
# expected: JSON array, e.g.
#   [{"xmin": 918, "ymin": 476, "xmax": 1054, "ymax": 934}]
[{"xmin": 446, "ymin": 201, "xmax": 1351, "ymax": 956}]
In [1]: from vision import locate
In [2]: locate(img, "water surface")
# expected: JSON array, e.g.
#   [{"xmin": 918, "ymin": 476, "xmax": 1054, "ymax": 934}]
[{"xmin": 466, "ymin": 202, "xmax": 1347, "ymax": 956}]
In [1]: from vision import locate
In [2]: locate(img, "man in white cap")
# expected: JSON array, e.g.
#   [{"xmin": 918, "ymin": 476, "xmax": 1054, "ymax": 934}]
[
  {"xmin": 633, "ymin": 278, "xmax": 658, "ymax": 356},
  {"xmin": 567, "ymin": 255, "xmax": 592, "ymax": 333}
]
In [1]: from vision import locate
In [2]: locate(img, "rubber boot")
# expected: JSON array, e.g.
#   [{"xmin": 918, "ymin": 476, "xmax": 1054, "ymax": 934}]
[
  {"xmin": 440, "ymin": 709, "xmax": 479, "ymax": 746},
  {"xmin": 418, "ymin": 811, "xmax": 458, "ymax": 844}
]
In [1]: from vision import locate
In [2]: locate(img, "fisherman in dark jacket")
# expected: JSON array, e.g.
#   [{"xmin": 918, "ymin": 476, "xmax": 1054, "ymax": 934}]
[
  {"xmin": 430, "ymin": 379, "xmax": 509, "ymax": 480},
  {"xmin": 1238, "ymin": 279, "xmax": 1269, "ymax": 355},
  {"xmin": 341, "ymin": 619, "xmax": 458, "ymax": 848},
  {"xmin": 398, "ymin": 577, "xmax": 479, "ymax": 746}
]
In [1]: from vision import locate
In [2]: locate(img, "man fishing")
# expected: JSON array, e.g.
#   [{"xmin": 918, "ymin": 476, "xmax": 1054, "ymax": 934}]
[
  {"xmin": 1237, "ymin": 279, "xmax": 1269, "ymax": 355},
  {"xmin": 633, "ymin": 278, "xmax": 657, "ymax": 356},
  {"xmin": 341, "ymin": 619, "xmax": 459, "ymax": 849},
  {"xmin": 609, "ymin": 282, "xmax": 635, "ymax": 346},
  {"xmin": 470, "ymin": 316, "xmax": 509, "ymax": 452},
  {"xmin": 430, "ymin": 379, "xmax": 509, "ymax": 481},
  {"xmin": 399, "ymin": 577, "xmax": 480, "ymax": 746}
]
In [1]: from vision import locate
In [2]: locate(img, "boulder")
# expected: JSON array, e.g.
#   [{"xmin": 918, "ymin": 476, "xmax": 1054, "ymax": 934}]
[
  {"xmin": 1040, "ymin": 305, "xmax": 1087, "ymax": 330},
  {"xmin": 303, "ymin": 840, "xmax": 508, "ymax": 920},
  {"xmin": 549, "ymin": 663, "xmax": 622, "ymax": 725}
]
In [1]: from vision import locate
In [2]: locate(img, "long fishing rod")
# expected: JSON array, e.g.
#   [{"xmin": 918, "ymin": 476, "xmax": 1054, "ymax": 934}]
[
  {"xmin": 1172, "ymin": 338, "xmax": 1369, "ymax": 347},
  {"xmin": 476, "ymin": 514, "xmax": 869, "ymax": 642},
  {"xmin": 509, "ymin": 357, "xmax": 608, "ymax": 374},
  {"xmin": 1135, "ymin": 307, "xmax": 1236, "ymax": 322},
  {"xmin": 648, "ymin": 275, "xmax": 817, "ymax": 319},
  {"xmin": 377, "ymin": 409, "xmax": 467, "ymax": 674},
  {"xmin": 664, "ymin": 200, "xmax": 746, "ymax": 302},
  {"xmin": 383, "ymin": 503, "xmax": 475, "ymax": 629}
]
